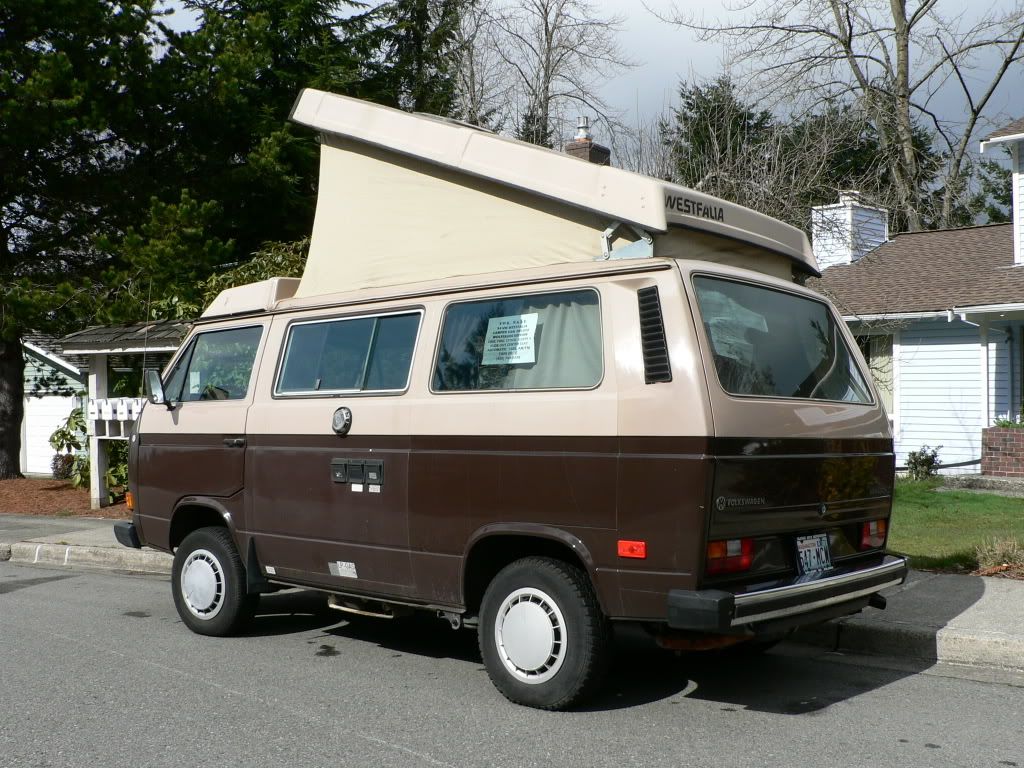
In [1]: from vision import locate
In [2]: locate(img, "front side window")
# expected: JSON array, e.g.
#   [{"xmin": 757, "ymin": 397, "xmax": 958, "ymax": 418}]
[
  {"xmin": 693, "ymin": 276, "xmax": 871, "ymax": 403},
  {"xmin": 163, "ymin": 326, "xmax": 263, "ymax": 402},
  {"xmin": 433, "ymin": 289, "xmax": 602, "ymax": 392},
  {"xmin": 277, "ymin": 312, "xmax": 420, "ymax": 395}
]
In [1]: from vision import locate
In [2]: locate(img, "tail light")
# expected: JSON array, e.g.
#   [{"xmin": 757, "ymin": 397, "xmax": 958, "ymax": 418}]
[
  {"xmin": 860, "ymin": 519, "xmax": 887, "ymax": 549},
  {"xmin": 706, "ymin": 538, "xmax": 754, "ymax": 575}
]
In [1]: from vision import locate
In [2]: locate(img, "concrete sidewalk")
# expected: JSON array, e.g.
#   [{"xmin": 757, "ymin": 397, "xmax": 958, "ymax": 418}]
[
  {"xmin": 2, "ymin": 513, "xmax": 1023, "ymax": 675},
  {"xmin": 0, "ymin": 513, "xmax": 171, "ymax": 574}
]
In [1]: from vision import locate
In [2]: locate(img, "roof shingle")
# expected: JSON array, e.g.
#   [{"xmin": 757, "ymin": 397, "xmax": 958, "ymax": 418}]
[
  {"xmin": 809, "ymin": 224, "xmax": 1018, "ymax": 316},
  {"xmin": 987, "ymin": 117, "xmax": 1024, "ymax": 141}
]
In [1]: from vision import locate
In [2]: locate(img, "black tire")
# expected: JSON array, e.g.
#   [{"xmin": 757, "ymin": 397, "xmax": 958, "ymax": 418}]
[
  {"xmin": 478, "ymin": 557, "xmax": 609, "ymax": 710},
  {"xmin": 171, "ymin": 527, "xmax": 256, "ymax": 636}
]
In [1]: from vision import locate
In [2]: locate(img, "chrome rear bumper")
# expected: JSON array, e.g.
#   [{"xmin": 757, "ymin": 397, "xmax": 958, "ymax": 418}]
[{"xmin": 666, "ymin": 555, "xmax": 908, "ymax": 632}]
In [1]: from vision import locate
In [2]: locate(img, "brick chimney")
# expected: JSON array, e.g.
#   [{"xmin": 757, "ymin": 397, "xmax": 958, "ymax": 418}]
[
  {"xmin": 811, "ymin": 191, "xmax": 889, "ymax": 270},
  {"xmin": 564, "ymin": 116, "xmax": 610, "ymax": 166}
]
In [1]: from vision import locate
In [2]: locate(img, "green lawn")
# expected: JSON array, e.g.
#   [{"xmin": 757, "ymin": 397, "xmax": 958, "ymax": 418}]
[{"xmin": 888, "ymin": 479, "xmax": 1024, "ymax": 571}]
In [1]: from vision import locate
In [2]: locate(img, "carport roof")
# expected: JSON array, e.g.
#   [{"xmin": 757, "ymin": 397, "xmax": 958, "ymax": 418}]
[{"xmin": 61, "ymin": 321, "xmax": 190, "ymax": 354}]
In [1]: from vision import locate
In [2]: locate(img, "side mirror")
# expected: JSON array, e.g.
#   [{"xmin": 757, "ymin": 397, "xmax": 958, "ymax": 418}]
[{"xmin": 145, "ymin": 370, "xmax": 173, "ymax": 410}]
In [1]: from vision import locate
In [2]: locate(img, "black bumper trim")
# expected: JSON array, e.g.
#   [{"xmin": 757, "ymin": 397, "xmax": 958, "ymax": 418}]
[
  {"xmin": 667, "ymin": 554, "xmax": 908, "ymax": 632},
  {"xmin": 114, "ymin": 521, "xmax": 142, "ymax": 549}
]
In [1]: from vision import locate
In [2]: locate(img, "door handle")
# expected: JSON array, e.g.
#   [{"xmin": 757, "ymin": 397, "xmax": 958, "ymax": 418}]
[{"xmin": 223, "ymin": 437, "xmax": 246, "ymax": 448}]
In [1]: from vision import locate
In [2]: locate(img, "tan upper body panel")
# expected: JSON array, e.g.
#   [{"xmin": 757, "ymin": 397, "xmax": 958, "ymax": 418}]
[
  {"xmin": 165, "ymin": 258, "xmax": 882, "ymax": 442},
  {"xmin": 243, "ymin": 266, "xmax": 710, "ymax": 439}
]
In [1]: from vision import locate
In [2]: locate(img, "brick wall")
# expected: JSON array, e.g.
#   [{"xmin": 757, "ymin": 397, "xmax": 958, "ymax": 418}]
[{"xmin": 982, "ymin": 427, "xmax": 1024, "ymax": 477}]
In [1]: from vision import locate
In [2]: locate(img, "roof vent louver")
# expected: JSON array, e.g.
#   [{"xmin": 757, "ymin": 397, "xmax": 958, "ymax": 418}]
[{"xmin": 638, "ymin": 287, "xmax": 672, "ymax": 384}]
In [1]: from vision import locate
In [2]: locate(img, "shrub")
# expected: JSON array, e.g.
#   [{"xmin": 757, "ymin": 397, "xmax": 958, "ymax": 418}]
[
  {"xmin": 51, "ymin": 453, "xmax": 74, "ymax": 480},
  {"xmin": 49, "ymin": 406, "xmax": 87, "ymax": 480},
  {"xmin": 905, "ymin": 445, "xmax": 941, "ymax": 480},
  {"xmin": 992, "ymin": 417, "xmax": 1024, "ymax": 429},
  {"xmin": 976, "ymin": 538, "xmax": 1024, "ymax": 569}
]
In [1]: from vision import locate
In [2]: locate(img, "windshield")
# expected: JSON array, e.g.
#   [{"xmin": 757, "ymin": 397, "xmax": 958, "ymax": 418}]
[{"xmin": 693, "ymin": 276, "xmax": 872, "ymax": 404}]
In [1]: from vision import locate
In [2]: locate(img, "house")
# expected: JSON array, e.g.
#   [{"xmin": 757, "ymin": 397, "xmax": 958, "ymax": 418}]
[
  {"xmin": 20, "ymin": 334, "xmax": 87, "ymax": 476},
  {"xmin": 809, "ymin": 118, "xmax": 1024, "ymax": 473}
]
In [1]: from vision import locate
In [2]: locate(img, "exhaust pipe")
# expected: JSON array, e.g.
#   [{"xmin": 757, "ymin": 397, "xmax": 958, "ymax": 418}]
[{"xmin": 868, "ymin": 593, "xmax": 887, "ymax": 611}]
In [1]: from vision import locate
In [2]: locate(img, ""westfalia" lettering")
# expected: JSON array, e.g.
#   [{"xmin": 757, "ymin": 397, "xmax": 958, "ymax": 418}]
[{"xmin": 665, "ymin": 195, "xmax": 725, "ymax": 222}]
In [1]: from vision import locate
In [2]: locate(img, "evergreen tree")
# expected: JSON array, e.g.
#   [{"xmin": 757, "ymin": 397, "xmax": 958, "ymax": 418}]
[{"xmin": 0, "ymin": 0, "xmax": 158, "ymax": 478}]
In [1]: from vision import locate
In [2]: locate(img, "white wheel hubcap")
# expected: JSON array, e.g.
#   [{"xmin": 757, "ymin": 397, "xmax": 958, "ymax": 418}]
[
  {"xmin": 494, "ymin": 587, "xmax": 566, "ymax": 684},
  {"xmin": 180, "ymin": 548, "xmax": 225, "ymax": 620}
]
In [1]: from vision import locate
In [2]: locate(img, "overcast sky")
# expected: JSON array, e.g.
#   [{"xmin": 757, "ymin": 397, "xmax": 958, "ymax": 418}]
[
  {"xmin": 599, "ymin": 0, "xmax": 1024, "ymax": 146},
  {"xmin": 160, "ymin": 0, "xmax": 1023, "ymax": 150}
]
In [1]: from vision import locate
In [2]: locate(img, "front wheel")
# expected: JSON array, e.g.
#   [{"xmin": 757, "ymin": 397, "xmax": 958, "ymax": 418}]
[
  {"xmin": 172, "ymin": 527, "xmax": 255, "ymax": 636},
  {"xmin": 478, "ymin": 557, "xmax": 609, "ymax": 710}
]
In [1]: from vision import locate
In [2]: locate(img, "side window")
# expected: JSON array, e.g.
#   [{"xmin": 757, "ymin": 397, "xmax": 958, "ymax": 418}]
[
  {"xmin": 432, "ymin": 289, "xmax": 602, "ymax": 392},
  {"xmin": 163, "ymin": 326, "xmax": 263, "ymax": 402},
  {"xmin": 277, "ymin": 312, "xmax": 420, "ymax": 395}
]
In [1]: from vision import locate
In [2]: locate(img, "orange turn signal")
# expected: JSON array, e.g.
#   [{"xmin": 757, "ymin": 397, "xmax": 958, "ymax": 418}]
[
  {"xmin": 125, "ymin": 491, "xmax": 135, "ymax": 512},
  {"xmin": 617, "ymin": 540, "xmax": 647, "ymax": 559}
]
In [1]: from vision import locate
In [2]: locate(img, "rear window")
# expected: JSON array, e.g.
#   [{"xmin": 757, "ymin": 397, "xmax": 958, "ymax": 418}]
[
  {"xmin": 432, "ymin": 289, "xmax": 602, "ymax": 391},
  {"xmin": 693, "ymin": 276, "xmax": 871, "ymax": 403}
]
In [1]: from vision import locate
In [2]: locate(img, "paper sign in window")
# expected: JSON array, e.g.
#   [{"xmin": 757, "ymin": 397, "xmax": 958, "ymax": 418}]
[{"xmin": 482, "ymin": 313, "xmax": 538, "ymax": 365}]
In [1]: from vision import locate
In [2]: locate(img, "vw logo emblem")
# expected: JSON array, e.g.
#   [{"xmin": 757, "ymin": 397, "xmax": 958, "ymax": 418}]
[
  {"xmin": 818, "ymin": 502, "xmax": 828, "ymax": 518},
  {"xmin": 715, "ymin": 496, "xmax": 726, "ymax": 512}
]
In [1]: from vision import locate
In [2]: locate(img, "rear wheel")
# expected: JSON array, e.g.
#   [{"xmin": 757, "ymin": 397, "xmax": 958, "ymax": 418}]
[
  {"xmin": 172, "ymin": 527, "xmax": 255, "ymax": 636},
  {"xmin": 478, "ymin": 557, "xmax": 609, "ymax": 710}
]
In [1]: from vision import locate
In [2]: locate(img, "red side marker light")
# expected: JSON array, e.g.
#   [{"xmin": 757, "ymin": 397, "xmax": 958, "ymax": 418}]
[{"xmin": 617, "ymin": 540, "xmax": 647, "ymax": 559}]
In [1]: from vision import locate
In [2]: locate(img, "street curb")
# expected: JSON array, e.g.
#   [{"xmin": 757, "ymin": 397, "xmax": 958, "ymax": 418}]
[
  {"xmin": 793, "ymin": 618, "xmax": 1024, "ymax": 672},
  {"xmin": 1, "ymin": 541, "xmax": 171, "ymax": 575}
]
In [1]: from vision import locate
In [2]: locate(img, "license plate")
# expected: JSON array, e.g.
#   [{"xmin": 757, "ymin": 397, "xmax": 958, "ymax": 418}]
[{"xmin": 796, "ymin": 533, "xmax": 832, "ymax": 574}]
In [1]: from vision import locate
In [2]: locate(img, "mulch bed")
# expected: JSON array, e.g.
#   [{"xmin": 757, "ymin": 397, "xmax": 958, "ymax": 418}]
[{"xmin": 0, "ymin": 478, "xmax": 129, "ymax": 519}]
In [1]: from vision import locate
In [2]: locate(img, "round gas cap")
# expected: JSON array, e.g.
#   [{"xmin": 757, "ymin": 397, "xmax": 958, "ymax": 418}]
[{"xmin": 332, "ymin": 407, "xmax": 352, "ymax": 436}]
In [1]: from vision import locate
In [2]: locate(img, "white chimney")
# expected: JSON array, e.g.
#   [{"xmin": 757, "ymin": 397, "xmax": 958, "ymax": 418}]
[{"xmin": 811, "ymin": 191, "xmax": 889, "ymax": 270}]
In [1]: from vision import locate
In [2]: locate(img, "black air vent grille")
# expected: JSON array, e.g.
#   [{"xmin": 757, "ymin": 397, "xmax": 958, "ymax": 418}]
[{"xmin": 637, "ymin": 286, "xmax": 672, "ymax": 383}]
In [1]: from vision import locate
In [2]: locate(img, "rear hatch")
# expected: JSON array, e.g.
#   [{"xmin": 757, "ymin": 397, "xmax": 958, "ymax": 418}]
[
  {"xmin": 706, "ymin": 437, "xmax": 894, "ymax": 591},
  {"xmin": 683, "ymin": 267, "xmax": 895, "ymax": 592}
]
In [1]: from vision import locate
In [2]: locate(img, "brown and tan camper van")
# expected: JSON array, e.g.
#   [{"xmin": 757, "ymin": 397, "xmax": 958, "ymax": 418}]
[{"xmin": 115, "ymin": 89, "xmax": 907, "ymax": 710}]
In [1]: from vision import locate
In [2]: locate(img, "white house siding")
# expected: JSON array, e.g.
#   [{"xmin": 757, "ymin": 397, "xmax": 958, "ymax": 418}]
[
  {"xmin": 21, "ymin": 395, "xmax": 77, "ymax": 476},
  {"xmin": 988, "ymin": 324, "xmax": 1013, "ymax": 424},
  {"xmin": 895, "ymin": 321, "xmax": 983, "ymax": 473},
  {"xmin": 1015, "ymin": 144, "xmax": 1023, "ymax": 266},
  {"xmin": 850, "ymin": 205, "xmax": 888, "ymax": 261},
  {"xmin": 19, "ymin": 347, "xmax": 84, "ymax": 477},
  {"xmin": 811, "ymin": 197, "xmax": 888, "ymax": 269}
]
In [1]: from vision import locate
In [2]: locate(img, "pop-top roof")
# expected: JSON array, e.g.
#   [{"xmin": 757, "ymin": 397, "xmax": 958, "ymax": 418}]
[{"xmin": 289, "ymin": 89, "xmax": 814, "ymax": 275}]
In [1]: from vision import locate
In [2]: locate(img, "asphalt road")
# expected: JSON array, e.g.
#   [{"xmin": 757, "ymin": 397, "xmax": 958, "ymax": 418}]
[{"xmin": 2, "ymin": 561, "xmax": 1023, "ymax": 768}]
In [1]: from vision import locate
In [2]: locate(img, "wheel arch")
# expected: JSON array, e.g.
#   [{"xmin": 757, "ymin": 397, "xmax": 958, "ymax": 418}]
[
  {"xmin": 462, "ymin": 524, "xmax": 602, "ymax": 616},
  {"xmin": 169, "ymin": 498, "xmax": 235, "ymax": 551}
]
